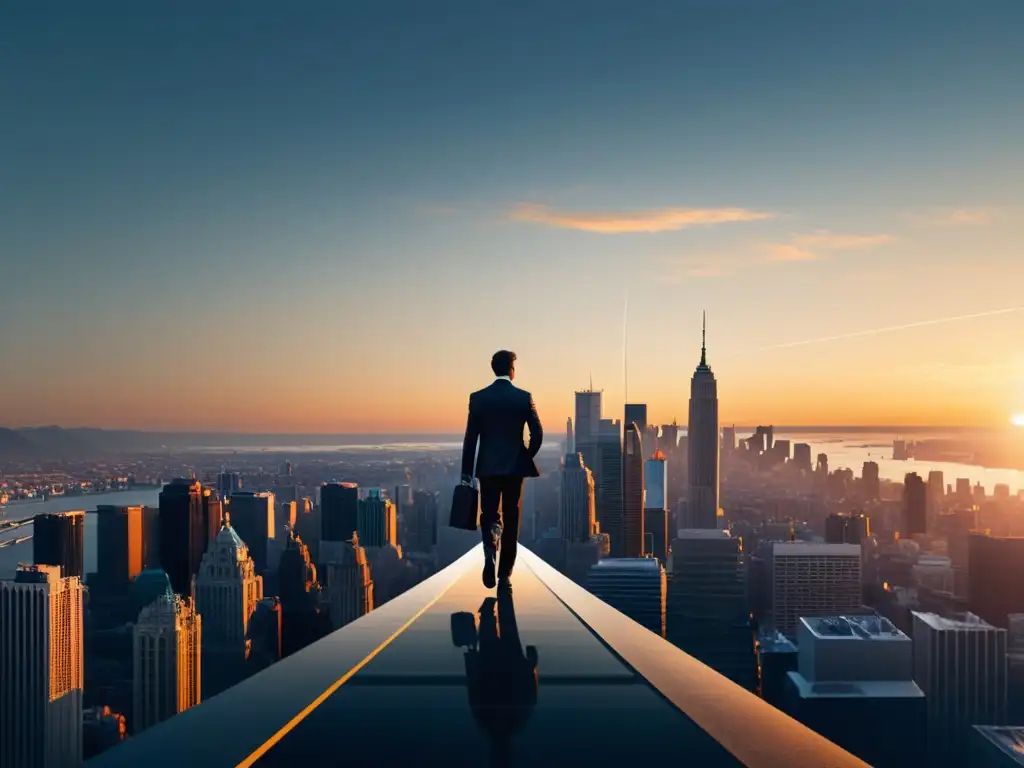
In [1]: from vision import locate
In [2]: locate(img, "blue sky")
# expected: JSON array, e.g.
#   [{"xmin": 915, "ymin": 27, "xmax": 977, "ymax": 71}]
[{"xmin": 2, "ymin": 1, "xmax": 1023, "ymax": 430}]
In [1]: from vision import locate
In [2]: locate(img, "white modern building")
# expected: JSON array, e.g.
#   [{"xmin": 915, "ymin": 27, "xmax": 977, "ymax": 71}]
[{"xmin": 0, "ymin": 564, "xmax": 83, "ymax": 768}]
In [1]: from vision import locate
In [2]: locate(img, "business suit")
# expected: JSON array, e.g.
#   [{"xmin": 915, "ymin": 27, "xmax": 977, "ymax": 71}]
[{"xmin": 461, "ymin": 377, "xmax": 543, "ymax": 580}]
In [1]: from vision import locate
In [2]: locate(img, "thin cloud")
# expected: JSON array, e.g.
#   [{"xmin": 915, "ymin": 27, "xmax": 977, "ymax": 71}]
[
  {"xmin": 766, "ymin": 229, "xmax": 892, "ymax": 263},
  {"xmin": 509, "ymin": 203, "xmax": 773, "ymax": 234},
  {"xmin": 767, "ymin": 244, "xmax": 820, "ymax": 262},
  {"xmin": 905, "ymin": 208, "xmax": 996, "ymax": 226},
  {"xmin": 656, "ymin": 255, "xmax": 741, "ymax": 283}
]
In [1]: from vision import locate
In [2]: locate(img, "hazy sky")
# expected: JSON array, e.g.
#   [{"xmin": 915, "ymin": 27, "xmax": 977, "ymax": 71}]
[{"xmin": 2, "ymin": 1, "xmax": 1023, "ymax": 432}]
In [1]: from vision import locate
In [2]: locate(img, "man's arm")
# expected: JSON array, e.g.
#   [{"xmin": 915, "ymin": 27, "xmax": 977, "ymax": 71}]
[
  {"xmin": 526, "ymin": 393, "xmax": 543, "ymax": 457},
  {"xmin": 460, "ymin": 394, "xmax": 480, "ymax": 479}
]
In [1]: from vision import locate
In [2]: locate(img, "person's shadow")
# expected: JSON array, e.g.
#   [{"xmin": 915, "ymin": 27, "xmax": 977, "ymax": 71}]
[{"xmin": 451, "ymin": 589, "xmax": 539, "ymax": 767}]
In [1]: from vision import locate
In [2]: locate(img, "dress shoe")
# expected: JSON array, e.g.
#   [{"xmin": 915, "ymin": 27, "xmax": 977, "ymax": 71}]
[{"xmin": 482, "ymin": 552, "xmax": 497, "ymax": 589}]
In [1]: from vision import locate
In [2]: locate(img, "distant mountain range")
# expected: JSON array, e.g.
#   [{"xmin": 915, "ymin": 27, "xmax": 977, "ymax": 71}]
[
  {"xmin": 0, "ymin": 424, "xmax": 994, "ymax": 462},
  {"xmin": 0, "ymin": 427, "xmax": 466, "ymax": 461}
]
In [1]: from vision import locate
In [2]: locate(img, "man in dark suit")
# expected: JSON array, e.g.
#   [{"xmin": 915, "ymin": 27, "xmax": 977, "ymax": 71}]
[{"xmin": 461, "ymin": 350, "xmax": 543, "ymax": 590}]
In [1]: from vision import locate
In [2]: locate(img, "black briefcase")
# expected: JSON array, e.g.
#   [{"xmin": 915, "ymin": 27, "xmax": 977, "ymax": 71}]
[{"xmin": 449, "ymin": 483, "xmax": 479, "ymax": 531}]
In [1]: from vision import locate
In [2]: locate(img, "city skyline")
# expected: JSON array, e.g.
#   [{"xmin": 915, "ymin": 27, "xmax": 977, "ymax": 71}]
[{"xmin": 3, "ymin": 2, "xmax": 1023, "ymax": 432}]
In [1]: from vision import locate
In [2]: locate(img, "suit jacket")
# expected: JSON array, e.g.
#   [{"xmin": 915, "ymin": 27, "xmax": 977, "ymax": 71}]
[{"xmin": 461, "ymin": 379, "xmax": 543, "ymax": 479}]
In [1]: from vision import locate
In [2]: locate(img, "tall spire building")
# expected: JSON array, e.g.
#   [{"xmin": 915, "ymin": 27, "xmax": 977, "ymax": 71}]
[{"xmin": 687, "ymin": 313, "xmax": 721, "ymax": 530}]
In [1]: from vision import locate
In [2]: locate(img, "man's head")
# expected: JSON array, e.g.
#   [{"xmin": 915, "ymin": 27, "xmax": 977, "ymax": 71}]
[{"xmin": 491, "ymin": 350, "xmax": 517, "ymax": 380}]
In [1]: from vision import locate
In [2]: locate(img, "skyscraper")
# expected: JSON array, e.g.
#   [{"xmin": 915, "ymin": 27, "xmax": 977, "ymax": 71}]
[
  {"xmin": 216, "ymin": 472, "xmax": 242, "ymax": 499},
  {"xmin": 226, "ymin": 491, "xmax": 276, "ymax": 576},
  {"xmin": 159, "ymin": 478, "xmax": 207, "ymax": 596},
  {"xmin": 903, "ymin": 472, "xmax": 927, "ymax": 535},
  {"xmin": 862, "ymin": 461, "xmax": 881, "ymax": 501},
  {"xmin": 624, "ymin": 403, "xmax": 648, "ymax": 433},
  {"xmin": 825, "ymin": 512, "xmax": 871, "ymax": 545},
  {"xmin": 321, "ymin": 482, "xmax": 360, "ymax": 544},
  {"xmin": 33, "ymin": 510, "xmax": 85, "ymax": 580},
  {"xmin": 132, "ymin": 588, "xmax": 202, "ymax": 732},
  {"xmin": 913, "ymin": 612, "xmax": 1007, "ymax": 767},
  {"xmin": 201, "ymin": 488, "xmax": 223, "ymax": 546},
  {"xmin": 621, "ymin": 423, "xmax": 645, "ymax": 558},
  {"xmin": 574, "ymin": 388, "xmax": 602, "ymax": 474},
  {"xmin": 326, "ymin": 533, "xmax": 375, "ymax": 630},
  {"xmin": 410, "ymin": 490, "xmax": 439, "ymax": 552},
  {"xmin": 560, "ymin": 452, "xmax": 596, "ymax": 543},
  {"xmin": 587, "ymin": 558, "xmax": 666, "ymax": 637},
  {"xmin": 0, "ymin": 565, "xmax": 83, "ymax": 768},
  {"xmin": 193, "ymin": 523, "xmax": 263, "ymax": 697},
  {"xmin": 596, "ymin": 418, "xmax": 622, "ymax": 538},
  {"xmin": 644, "ymin": 450, "xmax": 669, "ymax": 563},
  {"xmin": 687, "ymin": 314, "xmax": 720, "ymax": 530},
  {"xmin": 96, "ymin": 505, "xmax": 144, "ymax": 588},
  {"xmin": 358, "ymin": 488, "xmax": 397, "ymax": 549},
  {"xmin": 277, "ymin": 530, "xmax": 331, "ymax": 657},
  {"xmin": 668, "ymin": 530, "xmax": 754, "ymax": 689}
]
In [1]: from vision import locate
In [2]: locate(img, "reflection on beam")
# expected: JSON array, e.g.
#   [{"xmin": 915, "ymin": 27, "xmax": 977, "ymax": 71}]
[{"xmin": 88, "ymin": 545, "xmax": 866, "ymax": 767}]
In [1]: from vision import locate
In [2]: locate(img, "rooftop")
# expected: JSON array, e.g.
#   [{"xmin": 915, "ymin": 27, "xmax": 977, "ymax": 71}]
[
  {"xmin": 773, "ymin": 542, "xmax": 860, "ymax": 556},
  {"xmin": 786, "ymin": 675, "xmax": 925, "ymax": 700},
  {"xmin": 803, "ymin": 615, "xmax": 906, "ymax": 640},
  {"xmin": 913, "ymin": 611, "xmax": 1000, "ymax": 631},
  {"xmin": 88, "ymin": 546, "xmax": 865, "ymax": 768}
]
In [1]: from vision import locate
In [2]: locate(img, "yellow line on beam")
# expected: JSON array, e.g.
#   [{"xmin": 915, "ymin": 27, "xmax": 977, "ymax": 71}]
[{"xmin": 235, "ymin": 569, "xmax": 464, "ymax": 767}]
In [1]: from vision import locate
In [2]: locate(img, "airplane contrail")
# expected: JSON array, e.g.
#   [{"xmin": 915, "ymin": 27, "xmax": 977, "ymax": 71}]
[{"xmin": 733, "ymin": 306, "xmax": 1024, "ymax": 355}]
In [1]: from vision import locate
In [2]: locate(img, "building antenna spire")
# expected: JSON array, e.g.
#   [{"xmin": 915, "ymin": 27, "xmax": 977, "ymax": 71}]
[
  {"xmin": 700, "ymin": 310, "xmax": 707, "ymax": 366},
  {"xmin": 623, "ymin": 293, "xmax": 629, "ymax": 406}
]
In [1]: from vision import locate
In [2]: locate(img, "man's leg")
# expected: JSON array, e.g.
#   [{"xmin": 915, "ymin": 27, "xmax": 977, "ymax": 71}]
[
  {"xmin": 478, "ymin": 477, "xmax": 502, "ymax": 588},
  {"xmin": 497, "ymin": 476, "xmax": 524, "ymax": 580}
]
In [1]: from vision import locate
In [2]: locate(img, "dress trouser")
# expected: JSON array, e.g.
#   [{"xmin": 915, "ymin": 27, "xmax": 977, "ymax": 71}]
[{"xmin": 478, "ymin": 476, "xmax": 524, "ymax": 577}]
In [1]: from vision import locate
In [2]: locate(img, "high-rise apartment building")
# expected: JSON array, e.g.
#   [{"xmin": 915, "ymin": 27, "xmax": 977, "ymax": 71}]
[
  {"xmin": 0, "ymin": 565, "xmax": 83, "ymax": 768},
  {"xmin": 560, "ymin": 452, "xmax": 596, "ymax": 543},
  {"xmin": 587, "ymin": 558, "xmax": 666, "ymax": 637},
  {"xmin": 913, "ymin": 612, "xmax": 1007, "ymax": 768},
  {"xmin": 643, "ymin": 450, "xmax": 669, "ymax": 563},
  {"xmin": 33, "ymin": 510, "xmax": 85, "ymax": 580},
  {"xmin": 326, "ymin": 534, "xmax": 374, "ymax": 630},
  {"xmin": 687, "ymin": 316, "xmax": 720, "ymax": 529},
  {"xmin": 793, "ymin": 443, "xmax": 812, "ymax": 472},
  {"xmin": 772, "ymin": 543, "xmax": 862, "ymax": 638},
  {"xmin": 226, "ymin": 491, "xmax": 275, "ymax": 576},
  {"xmin": 133, "ymin": 588, "xmax": 202, "ymax": 733},
  {"xmin": 96, "ymin": 505, "xmax": 144, "ymax": 588},
  {"xmin": 620, "ymin": 423, "xmax": 645, "ymax": 558},
  {"xmin": 159, "ymin": 479, "xmax": 207, "ymax": 596},
  {"xmin": 193, "ymin": 524, "xmax": 263, "ymax": 697}
]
